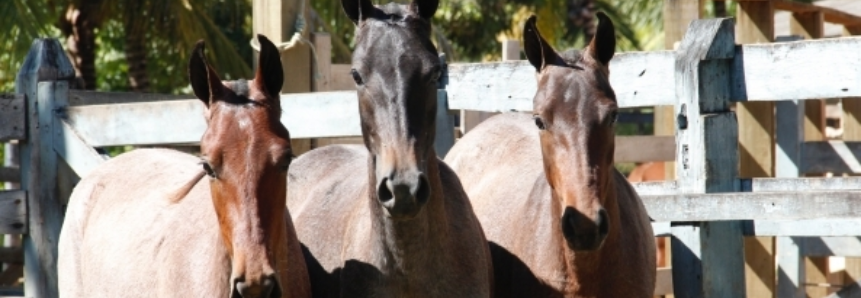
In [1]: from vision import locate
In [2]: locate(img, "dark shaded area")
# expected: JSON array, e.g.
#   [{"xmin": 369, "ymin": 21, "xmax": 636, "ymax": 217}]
[
  {"xmin": 300, "ymin": 244, "xmax": 383, "ymax": 298},
  {"xmin": 488, "ymin": 242, "xmax": 561, "ymax": 298}
]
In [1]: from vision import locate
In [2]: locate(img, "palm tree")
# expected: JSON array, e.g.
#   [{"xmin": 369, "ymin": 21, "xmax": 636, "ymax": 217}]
[{"xmin": 0, "ymin": 0, "xmax": 251, "ymax": 93}]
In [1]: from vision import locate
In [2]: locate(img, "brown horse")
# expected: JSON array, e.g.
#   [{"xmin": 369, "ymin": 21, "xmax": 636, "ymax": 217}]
[
  {"xmin": 445, "ymin": 14, "xmax": 655, "ymax": 297},
  {"xmin": 627, "ymin": 162, "xmax": 668, "ymax": 269},
  {"xmin": 286, "ymin": 0, "xmax": 492, "ymax": 296},
  {"xmin": 58, "ymin": 35, "xmax": 310, "ymax": 298}
]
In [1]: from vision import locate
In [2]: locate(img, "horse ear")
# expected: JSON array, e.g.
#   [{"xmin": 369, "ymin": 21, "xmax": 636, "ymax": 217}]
[
  {"xmin": 587, "ymin": 12, "xmax": 616, "ymax": 66},
  {"xmin": 523, "ymin": 15, "xmax": 558, "ymax": 72},
  {"xmin": 189, "ymin": 40, "xmax": 225, "ymax": 107},
  {"xmin": 254, "ymin": 35, "xmax": 284, "ymax": 100},
  {"xmin": 410, "ymin": 0, "xmax": 438, "ymax": 20},
  {"xmin": 342, "ymin": 0, "xmax": 375, "ymax": 24}
]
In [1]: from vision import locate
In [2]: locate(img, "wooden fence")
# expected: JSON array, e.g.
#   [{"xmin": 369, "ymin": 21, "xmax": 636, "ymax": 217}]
[{"xmin": 4, "ymin": 15, "xmax": 861, "ymax": 298}]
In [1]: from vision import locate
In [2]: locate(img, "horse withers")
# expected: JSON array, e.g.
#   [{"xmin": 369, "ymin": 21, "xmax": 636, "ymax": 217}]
[
  {"xmin": 58, "ymin": 35, "xmax": 311, "ymax": 298},
  {"xmin": 444, "ymin": 14, "xmax": 655, "ymax": 297},
  {"xmin": 286, "ymin": 0, "xmax": 492, "ymax": 296}
]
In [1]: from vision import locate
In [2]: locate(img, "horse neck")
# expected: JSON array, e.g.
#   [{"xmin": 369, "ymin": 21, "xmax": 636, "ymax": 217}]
[
  {"xmin": 557, "ymin": 171, "xmax": 623, "ymax": 295},
  {"xmin": 368, "ymin": 149, "xmax": 449, "ymax": 274}
]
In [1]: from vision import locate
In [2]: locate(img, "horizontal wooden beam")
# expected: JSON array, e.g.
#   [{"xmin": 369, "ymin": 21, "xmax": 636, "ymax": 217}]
[
  {"xmin": 63, "ymin": 100, "xmax": 206, "ymax": 146},
  {"xmin": 0, "ymin": 94, "xmax": 25, "ymax": 141},
  {"xmin": 615, "ymin": 135, "xmax": 675, "ymax": 162},
  {"xmin": 445, "ymin": 51, "xmax": 677, "ymax": 112},
  {"xmin": 68, "ymin": 90, "xmax": 189, "ymax": 106},
  {"xmin": 53, "ymin": 119, "xmax": 107, "ymax": 178},
  {"xmin": 0, "ymin": 247, "xmax": 23, "ymax": 264},
  {"xmin": 773, "ymin": 0, "xmax": 861, "ymax": 25},
  {"xmin": 802, "ymin": 141, "xmax": 861, "ymax": 174},
  {"xmin": 747, "ymin": 176, "xmax": 861, "ymax": 192},
  {"xmin": 749, "ymin": 220, "xmax": 861, "ymax": 237},
  {"xmin": 643, "ymin": 191, "xmax": 861, "ymax": 221},
  {"xmin": 773, "ymin": 0, "xmax": 819, "ymax": 13},
  {"xmin": 632, "ymin": 181, "xmax": 678, "ymax": 196},
  {"xmin": 64, "ymin": 91, "xmax": 363, "ymax": 146},
  {"xmin": 0, "ymin": 167, "xmax": 19, "ymax": 183},
  {"xmin": 733, "ymin": 37, "xmax": 861, "ymax": 101},
  {"xmin": 0, "ymin": 190, "xmax": 26, "ymax": 234}
]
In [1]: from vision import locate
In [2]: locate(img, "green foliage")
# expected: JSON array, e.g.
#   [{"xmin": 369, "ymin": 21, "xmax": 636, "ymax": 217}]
[{"xmin": 0, "ymin": 0, "xmax": 252, "ymax": 94}]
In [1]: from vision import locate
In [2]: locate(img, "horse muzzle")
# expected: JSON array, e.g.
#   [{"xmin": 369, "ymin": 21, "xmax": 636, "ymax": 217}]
[
  {"xmin": 377, "ymin": 171, "xmax": 430, "ymax": 220},
  {"xmin": 560, "ymin": 207, "xmax": 609, "ymax": 251},
  {"xmin": 231, "ymin": 274, "xmax": 281, "ymax": 298}
]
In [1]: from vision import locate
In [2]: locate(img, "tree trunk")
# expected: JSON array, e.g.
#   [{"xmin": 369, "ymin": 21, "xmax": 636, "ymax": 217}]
[
  {"xmin": 124, "ymin": 28, "xmax": 150, "ymax": 92},
  {"xmin": 714, "ymin": 0, "xmax": 727, "ymax": 18},
  {"xmin": 567, "ymin": 0, "xmax": 596, "ymax": 43},
  {"xmin": 58, "ymin": 2, "xmax": 102, "ymax": 90}
]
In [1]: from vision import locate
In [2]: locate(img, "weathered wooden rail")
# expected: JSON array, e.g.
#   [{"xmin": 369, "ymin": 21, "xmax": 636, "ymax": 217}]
[{"xmin": 4, "ymin": 16, "xmax": 861, "ymax": 298}]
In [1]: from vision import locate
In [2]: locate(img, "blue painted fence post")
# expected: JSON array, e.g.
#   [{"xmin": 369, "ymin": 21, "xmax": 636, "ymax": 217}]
[
  {"xmin": 15, "ymin": 38, "xmax": 75, "ymax": 298},
  {"xmin": 435, "ymin": 54, "xmax": 455, "ymax": 157}
]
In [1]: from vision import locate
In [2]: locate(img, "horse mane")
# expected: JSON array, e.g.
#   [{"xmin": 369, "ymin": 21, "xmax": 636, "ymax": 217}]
[{"xmin": 167, "ymin": 169, "xmax": 206, "ymax": 204}]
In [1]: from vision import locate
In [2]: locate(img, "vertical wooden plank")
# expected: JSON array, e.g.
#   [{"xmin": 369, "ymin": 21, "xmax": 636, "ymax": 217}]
[
  {"xmin": 845, "ymin": 258, "xmax": 861, "ymax": 291},
  {"xmin": 843, "ymin": 100, "xmax": 861, "ymax": 141},
  {"xmin": 745, "ymin": 236, "xmax": 776, "ymax": 298},
  {"xmin": 805, "ymin": 256, "xmax": 829, "ymax": 297},
  {"xmin": 788, "ymin": 13, "xmax": 828, "ymax": 298},
  {"xmin": 737, "ymin": 5, "xmax": 778, "ymax": 296},
  {"xmin": 661, "ymin": 0, "xmax": 702, "ymax": 181},
  {"xmin": 736, "ymin": 0, "xmax": 775, "ymax": 178},
  {"xmin": 777, "ymin": 237, "xmax": 805, "ymax": 298},
  {"xmin": 313, "ymin": 33, "xmax": 332, "ymax": 93},
  {"xmin": 671, "ymin": 18, "xmax": 745, "ymax": 298},
  {"xmin": 253, "ymin": 0, "xmax": 313, "ymax": 154},
  {"xmin": 789, "ymin": 11, "xmax": 826, "ymax": 143},
  {"xmin": 841, "ymin": 27, "xmax": 861, "ymax": 144},
  {"xmin": 15, "ymin": 38, "xmax": 75, "ymax": 298}
]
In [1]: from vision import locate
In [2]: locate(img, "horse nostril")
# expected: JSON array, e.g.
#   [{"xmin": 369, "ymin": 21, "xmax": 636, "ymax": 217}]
[
  {"xmin": 377, "ymin": 177, "xmax": 393, "ymax": 203},
  {"xmin": 232, "ymin": 276, "xmax": 280, "ymax": 298},
  {"xmin": 415, "ymin": 174, "xmax": 430, "ymax": 205},
  {"xmin": 597, "ymin": 208, "xmax": 609, "ymax": 238},
  {"xmin": 263, "ymin": 275, "xmax": 280, "ymax": 298},
  {"xmin": 232, "ymin": 279, "xmax": 245, "ymax": 298}
]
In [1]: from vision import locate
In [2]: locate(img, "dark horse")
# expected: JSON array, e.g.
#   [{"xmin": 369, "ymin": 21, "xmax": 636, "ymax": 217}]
[
  {"xmin": 58, "ymin": 36, "xmax": 311, "ymax": 298},
  {"xmin": 287, "ymin": 0, "xmax": 492, "ymax": 297},
  {"xmin": 445, "ymin": 14, "xmax": 655, "ymax": 297}
]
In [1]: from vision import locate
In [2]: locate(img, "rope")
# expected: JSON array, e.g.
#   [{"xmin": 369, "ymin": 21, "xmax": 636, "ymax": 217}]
[{"xmin": 250, "ymin": 0, "xmax": 321, "ymax": 80}]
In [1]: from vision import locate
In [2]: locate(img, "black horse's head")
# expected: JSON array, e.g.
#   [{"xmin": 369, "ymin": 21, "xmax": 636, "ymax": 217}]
[{"xmin": 344, "ymin": 0, "xmax": 441, "ymax": 220}]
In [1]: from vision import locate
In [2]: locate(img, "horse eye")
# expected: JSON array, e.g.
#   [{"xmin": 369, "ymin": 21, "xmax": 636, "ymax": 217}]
[
  {"xmin": 201, "ymin": 162, "xmax": 217, "ymax": 178},
  {"xmin": 351, "ymin": 69, "xmax": 363, "ymax": 85},
  {"xmin": 609, "ymin": 110, "xmax": 619, "ymax": 124},
  {"xmin": 533, "ymin": 116, "xmax": 546, "ymax": 130},
  {"xmin": 279, "ymin": 154, "xmax": 294, "ymax": 172}
]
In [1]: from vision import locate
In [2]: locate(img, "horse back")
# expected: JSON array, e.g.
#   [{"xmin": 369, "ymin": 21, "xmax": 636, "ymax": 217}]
[
  {"xmin": 287, "ymin": 145, "xmax": 371, "ymax": 297},
  {"xmin": 58, "ymin": 149, "xmax": 231, "ymax": 298}
]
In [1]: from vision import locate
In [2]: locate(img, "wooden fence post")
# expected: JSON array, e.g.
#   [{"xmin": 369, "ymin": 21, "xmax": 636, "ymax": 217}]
[
  {"xmin": 670, "ymin": 18, "xmax": 745, "ymax": 298},
  {"xmin": 15, "ymin": 38, "xmax": 75, "ymax": 298},
  {"xmin": 435, "ymin": 54, "xmax": 455, "ymax": 157},
  {"xmin": 661, "ymin": 0, "xmax": 702, "ymax": 181},
  {"xmin": 253, "ymin": 0, "xmax": 313, "ymax": 155}
]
